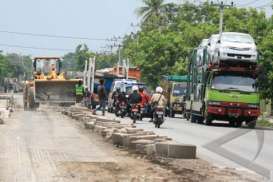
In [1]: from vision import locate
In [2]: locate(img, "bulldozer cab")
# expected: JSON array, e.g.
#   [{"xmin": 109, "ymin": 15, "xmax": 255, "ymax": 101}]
[{"xmin": 33, "ymin": 57, "xmax": 61, "ymax": 76}]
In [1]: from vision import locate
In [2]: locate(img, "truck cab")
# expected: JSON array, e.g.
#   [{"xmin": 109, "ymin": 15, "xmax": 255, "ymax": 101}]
[
  {"xmin": 162, "ymin": 75, "xmax": 188, "ymax": 118},
  {"xmin": 168, "ymin": 82, "xmax": 187, "ymax": 117}
]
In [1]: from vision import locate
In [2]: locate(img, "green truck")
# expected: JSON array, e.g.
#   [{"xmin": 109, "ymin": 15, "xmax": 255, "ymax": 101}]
[{"xmin": 185, "ymin": 49, "xmax": 260, "ymax": 128}]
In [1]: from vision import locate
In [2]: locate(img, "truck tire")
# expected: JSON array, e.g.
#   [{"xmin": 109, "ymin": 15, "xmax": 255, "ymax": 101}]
[
  {"xmin": 204, "ymin": 115, "xmax": 213, "ymax": 125},
  {"xmin": 190, "ymin": 114, "xmax": 197, "ymax": 123},
  {"xmin": 230, "ymin": 120, "xmax": 242, "ymax": 128},
  {"xmin": 247, "ymin": 120, "xmax": 256, "ymax": 129}
]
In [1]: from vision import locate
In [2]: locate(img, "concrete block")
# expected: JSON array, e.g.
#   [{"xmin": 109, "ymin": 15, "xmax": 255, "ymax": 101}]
[
  {"xmin": 145, "ymin": 144, "xmax": 156, "ymax": 156},
  {"xmin": 122, "ymin": 132, "xmax": 156, "ymax": 147},
  {"xmin": 96, "ymin": 117, "xmax": 119, "ymax": 123},
  {"xmin": 125, "ymin": 128, "xmax": 144, "ymax": 134},
  {"xmin": 155, "ymin": 142, "xmax": 196, "ymax": 159},
  {"xmin": 94, "ymin": 125, "xmax": 107, "ymax": 134},
  {"xmin": 84, "ymin": 121, "xmax": 95, "ymax": 130},
  {"xmin": 129, "ymin": 139, "xmax": 155, "ymax": 151},
  {"xmin": 112, "ymin": 133, "xmax": 134, "ymax": 146},
  {"xmin": 101, "ymin": 128, "xmax": 116, "ymax": 138}
]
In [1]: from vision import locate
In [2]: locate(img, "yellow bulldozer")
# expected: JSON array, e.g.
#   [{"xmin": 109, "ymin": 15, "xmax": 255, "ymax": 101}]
[{"xmin": 23, "ymin": 57, "xmax": 81, "ymax": 110}]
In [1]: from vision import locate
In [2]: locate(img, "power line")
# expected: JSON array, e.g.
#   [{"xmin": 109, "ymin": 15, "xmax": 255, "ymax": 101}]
[
  {"xmin": 0, "ymin": 43, "xmax": 73, "ymax": 52},
  {"xmin": 0, "ymin": 30, "xmax": 123, "ymax": 41}
]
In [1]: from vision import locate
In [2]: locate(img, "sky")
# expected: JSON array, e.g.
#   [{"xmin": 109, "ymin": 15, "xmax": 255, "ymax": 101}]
[{"xmin": 0, "ymin": 0, "xmax": 271, "ymax": 57}]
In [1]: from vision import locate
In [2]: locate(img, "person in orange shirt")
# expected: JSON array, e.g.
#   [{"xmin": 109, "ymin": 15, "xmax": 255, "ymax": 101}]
[{"xmin": 139, "ymin": 87, "xmax": 150, "ymax": 108}]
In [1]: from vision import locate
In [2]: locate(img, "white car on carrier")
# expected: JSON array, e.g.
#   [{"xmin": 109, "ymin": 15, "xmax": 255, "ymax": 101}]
[{"xmin": 213, "ymin": 32, "xmax": 258, "ymax": 64}]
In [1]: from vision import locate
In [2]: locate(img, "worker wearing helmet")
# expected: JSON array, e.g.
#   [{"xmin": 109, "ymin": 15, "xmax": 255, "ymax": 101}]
[
  {"xmin": 129, "ymin": 85, "xmax": 141, "ymax": 105},
  {"xmin": 149, "ymin": 86, "xmax": 167, "ymax": 122}
]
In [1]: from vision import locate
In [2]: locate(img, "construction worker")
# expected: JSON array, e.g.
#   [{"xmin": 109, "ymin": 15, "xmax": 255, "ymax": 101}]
[{"xmin": 75, "ymin": 80, "xmax": 84, "ymax": 103}]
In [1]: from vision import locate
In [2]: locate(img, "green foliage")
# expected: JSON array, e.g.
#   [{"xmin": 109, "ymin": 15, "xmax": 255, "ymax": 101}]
[
  {"xmin": 63, "ymin": 44, "xmax": 117, "ymax": 72},
  {"xmin": 257, "ymin": 119, "xmax": 273, "ymax": 128},
  {"xmin": 0, "ymin": 53, "xmax": 32, "ymax": 82},
  {"xmin": 122, "ymin": 0, "xmax": 273, "ymax": 91},
  {"xmin": 75, "ymin": 44, "xmax": 94, "ymax": 70},
  {"xmin": 62, "ymin": 52, "xmax": 77, "ymax": 71}
]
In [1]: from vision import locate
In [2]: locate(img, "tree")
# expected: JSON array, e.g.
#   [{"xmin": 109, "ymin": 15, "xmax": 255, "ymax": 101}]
[
  {"xmin": 122, "ymin": 2, "xmax": 272, "ymax": 89},
  {"xmin": 137, "ymin": 0, "xmax": 173, "ymax": 29},
  {"xmin": 75, "ymin": 44, "xmax": 94, "ymax": 70},
  {"xmin": 137, "ymin": 0, "xmax": 165, "ymax": 21},
  {"xmin": 63, "ymin": 52, "xmax": 78, "ymax": 71}
]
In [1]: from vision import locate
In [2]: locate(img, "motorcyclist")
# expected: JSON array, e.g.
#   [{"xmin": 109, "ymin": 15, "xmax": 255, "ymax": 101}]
[
  {"xmin": 139, "ymin": 87, "xmax": 150, "ymax": 108},
  {"xmin": 129, "ymin": 85, "xmax": 141, "ymax": 105},
  {"xmin": 112, "ymin": 88, "xmax": 121, "ymax": 108},
  {"xmin": 149, "ymin": 86, "xmax": 167, "ymax": 122},
  {"xmin": 139, "ymin": 87, "xmax": 150, "ymax": 117}
]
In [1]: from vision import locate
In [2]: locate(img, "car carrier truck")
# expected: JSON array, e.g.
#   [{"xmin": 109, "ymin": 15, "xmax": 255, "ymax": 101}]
[{"xmin": 185, "ymin": 48, "xmax": 260, "ymax": 128}]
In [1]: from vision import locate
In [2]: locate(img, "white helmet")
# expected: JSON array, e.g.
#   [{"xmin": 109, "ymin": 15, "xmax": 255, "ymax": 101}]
[
  {"xmin": 132, "ymin": 85, "xmax": 139, "ymax": 91},
  {"xmin": 156, "ymin": 86, "xmax": 163, "ymax": 93}
]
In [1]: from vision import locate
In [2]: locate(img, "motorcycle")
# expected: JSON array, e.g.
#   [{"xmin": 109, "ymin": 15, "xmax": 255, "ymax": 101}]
[
  {"xmin": 131, "ymin": 104, "xmax": 141, "ymax": 123},
  {"xmin": 115, "ymin": 101, "xmax": 127, "ymax": 118},
  {"xmin": 153, "ymin": 107, "xmax": 165, "ymax": 128}
]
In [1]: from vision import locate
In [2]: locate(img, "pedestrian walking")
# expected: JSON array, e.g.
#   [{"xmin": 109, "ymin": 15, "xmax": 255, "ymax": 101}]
[{"xmin": 93, "ymin": 79, "xmax": 107, "ymax": 116}]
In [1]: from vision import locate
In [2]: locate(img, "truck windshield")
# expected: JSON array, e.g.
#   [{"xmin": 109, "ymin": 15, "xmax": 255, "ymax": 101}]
[
  {"xmin": 172, "ymin": 84, "xmax": 187, "ymax": 96},
  {"xmin": 212, "ymin": 75, "xmax": 256, "ymax": 92}
]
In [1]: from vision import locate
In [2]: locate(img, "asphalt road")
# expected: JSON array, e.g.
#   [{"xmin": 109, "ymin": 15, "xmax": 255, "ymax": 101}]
[{"xmin": 110, "ymin": 113, "xmax": 273, "ymax": 180}]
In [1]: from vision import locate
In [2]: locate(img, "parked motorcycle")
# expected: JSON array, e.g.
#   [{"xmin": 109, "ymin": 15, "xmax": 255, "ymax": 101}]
[{"xmin": 153, "ymin": 107, "xmax": 165, "ymax": 128}]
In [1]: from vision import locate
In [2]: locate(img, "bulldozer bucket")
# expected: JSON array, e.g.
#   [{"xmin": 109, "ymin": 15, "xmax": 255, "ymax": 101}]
[{"xmin": 34, "ymin": 80, "xmax": 79, "ymax": 104}]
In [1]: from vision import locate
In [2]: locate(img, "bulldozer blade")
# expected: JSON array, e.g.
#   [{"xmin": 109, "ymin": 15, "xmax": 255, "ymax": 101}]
[{"xmin": 34, "ymin": 80, "xmax": 79, "ymax": 104}]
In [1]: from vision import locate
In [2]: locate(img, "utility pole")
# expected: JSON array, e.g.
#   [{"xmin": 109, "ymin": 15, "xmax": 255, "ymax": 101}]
[
  {"xmin": 211, "ymin": 1, "xmax": 234, "ymax": 37},
  {"xmin": 126, "ymin": 59, "xmax": 129, "ymax": 80},
  {"xmin": 117, "ymin": 44, "xmax": 121, "ymax": 76},
  {"xmin": 90, "ymin": 57, "xmax": 96, "ymax": 93}
]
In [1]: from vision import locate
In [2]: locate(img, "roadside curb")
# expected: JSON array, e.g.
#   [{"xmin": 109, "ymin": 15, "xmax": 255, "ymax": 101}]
[{"xmin": 61, "ymin": 106, "xmax": 197, "ymax": 159}]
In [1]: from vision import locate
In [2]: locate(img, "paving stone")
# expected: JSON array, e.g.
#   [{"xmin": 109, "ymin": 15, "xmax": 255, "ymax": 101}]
[
  {"xmin": 155, "ymin": 142, "xmax": 196, "ymax": 159},
  {"xmin": 94, "ymin": 125, "xmax": 107, "ymax": 134},
  {"xmin": 129, "ymin": 139, "xmax": 155, "ymax": 151},
  {"xmin": 84, "ymin": 121, "xmax": 96, "ymax": 129}
]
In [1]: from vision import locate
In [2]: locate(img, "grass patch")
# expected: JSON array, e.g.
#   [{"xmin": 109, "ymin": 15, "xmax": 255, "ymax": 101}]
[{"xmin": 257, "ymin": 119, "xmax": 273, "ymax": 128}]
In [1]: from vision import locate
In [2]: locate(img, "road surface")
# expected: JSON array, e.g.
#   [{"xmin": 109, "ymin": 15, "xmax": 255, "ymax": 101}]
[
  {"xmin": 109, "ymin": 113, "xmax": 273, "ymax": 180},
  {"xmin": 0, "ymin": 106, "xmax": 191, "ymax": 182}
]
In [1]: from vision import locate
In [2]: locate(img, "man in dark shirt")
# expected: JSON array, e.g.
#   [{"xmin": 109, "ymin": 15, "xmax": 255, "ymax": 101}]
[{"xmin": 93, "ymin": 79, "xmax": 107, "ymax": 116}]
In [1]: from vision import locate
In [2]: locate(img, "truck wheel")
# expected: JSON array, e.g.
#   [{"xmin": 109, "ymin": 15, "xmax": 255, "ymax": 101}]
[
  {"xmin": 247, "ymin": 120, "xmax": 256, "ymax": 129},
  {"xmin": 190, "ymin": 114, "xmax": 197, "ymax": 123},
  {"xmin": 229, "ymin": 121, "xmax": 235, "ymax": 127},
  {"xmin": 204, "ymin": 116, "xmax": 213, "ymax": 125},
  {"xmin": 235, "ymin": 121, "xmax": 242, "ymax": 128}
]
